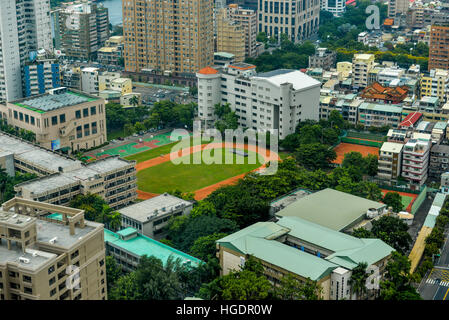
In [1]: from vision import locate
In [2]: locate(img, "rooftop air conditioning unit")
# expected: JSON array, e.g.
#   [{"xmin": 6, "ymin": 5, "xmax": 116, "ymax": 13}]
[
  {"xmin": 49, "ymin": 237, "xmax": 58, "ymax": 244},
  {"xmin": 19, "ymin": 257, "xmax": 30, "ymax": 264}
]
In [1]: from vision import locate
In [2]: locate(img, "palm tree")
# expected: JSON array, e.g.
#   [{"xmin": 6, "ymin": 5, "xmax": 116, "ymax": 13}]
[
  {"xmin": 129, "ymin": 96, "xmax": 139, "ymax": 107},
  {"xmin": 349, "ymin": 262, "xmax": 369, "ymax": 300}
]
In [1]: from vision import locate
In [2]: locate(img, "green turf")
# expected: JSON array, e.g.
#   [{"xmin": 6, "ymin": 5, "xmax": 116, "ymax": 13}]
[
  {"xmin": 381, "ymin": 191, "xmax": 414, "ymax": 211},
  {"xmin": 125, "ymin": 142, "xmax": 180, "ymax": 163},
  {"xmin": 136, "ymin": 148, "xmax": 264, "ymax": 194}
]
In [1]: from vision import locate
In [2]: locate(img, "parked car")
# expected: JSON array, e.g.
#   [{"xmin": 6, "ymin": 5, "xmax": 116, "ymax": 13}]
[{"xmin": 117, "ymin": 137, "xmax": 124, "ymax": 141}]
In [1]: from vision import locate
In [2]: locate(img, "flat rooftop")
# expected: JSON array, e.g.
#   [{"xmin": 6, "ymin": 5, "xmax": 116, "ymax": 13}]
[
  {"xmin": 12, "ymin": 90, "xmax": 97, "ymax": 113},
  {"xmin": 255, "ymin": 69, "xmax": 321, "ymax": 91},
  {"xmin": 118, "ymin": 193, "xmax": 192, "ymax": 222},
  {"xmin": 0, "ymin": 243, "xmax": 56, "ymax": 271},
  {"xmin": 381, "ymin": 142, "xmax": 404, "ymax": 153},
  {"xmin": 85, "ymin": 157, "xmax": 132, "ymax": 173},
  {"xmin": 36, "ymin": 219, "xmax": 99, "ymax": 250},
  {"xmin": 270, "ymin": 188, "xmax": 312, "ymax": 210},
  {"xmin": 14, "ymin": 148, "xmax": 82, "ymax": 173},
  {"xmin": 275, "ymin": 188, "xmax": 386, "ymax": 231},
  {"xmin": 104, "ymin": 228, "xmax": 202, "ymax": 267}
]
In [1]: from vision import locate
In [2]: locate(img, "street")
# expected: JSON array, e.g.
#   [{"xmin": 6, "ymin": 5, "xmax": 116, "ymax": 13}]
[{"xmin": 418, "ymin": 227, "xmax": 449, "ymax": 300}]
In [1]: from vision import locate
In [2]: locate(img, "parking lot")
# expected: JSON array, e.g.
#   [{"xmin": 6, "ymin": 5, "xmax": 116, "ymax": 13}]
[{"xmin": 132, "ymin": 82, "xmax": 196, "ymax": 105}]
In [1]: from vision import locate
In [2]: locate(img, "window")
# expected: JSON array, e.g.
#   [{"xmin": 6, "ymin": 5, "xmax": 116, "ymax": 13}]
[
  {"xmin": 48, "ymin": 266, "xmax": 55, "ymax": 274},
  {"xmin": 71, "ymin": 250, "xmax": 79, "ymax": 260},
  {"xmin": 99, "ymin": 259, "xmax": 104, "ymax": 267},
  {"xmin": 24, "ymin": 287, "xmax": 33, "ymax": 294},
  {"xmin": 50, "ymin": 288, "xmax": 57, "ymax": 297},
  {"xmin": 19, "ymin": 113, "xmax": 24, "ymax": 121},
  {"xmin": 84, "ymin": 124, "xmax": 90, "ymax": 136},
  {"xmin": 51, "ymin": 116, "xmax": 58, "ymax": 125},
  {"xmin": 75, "ymin": 110, "xmax": 81, "ymax": 119},
  {"xmin": 60, "ymin": 114, "xmax": 66, "ymax": 123},
  {"xmin": 49, "ymin": 277, "xmax": 56, "ymax": 286},
  {"xmin": 14, "ymin": 111, "xmax": 18, "ymax": 119},
  {"xmin": 83, "ymin": 108, "xmax": 89, "ymax": 117},
  {"xmin": 30, "ymin": 116, "xmax": 35, "ymax": 125},
  {"xmin": 90, "ymin": 106, "xmax": 96, "ymax": 115}
]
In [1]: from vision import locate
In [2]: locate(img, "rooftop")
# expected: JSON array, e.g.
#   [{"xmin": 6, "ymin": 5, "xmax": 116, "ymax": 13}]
[
  {"xmin": 104, "ymin": 228, "xmax": 202, "ymax": 267},
  {"xmin": 399, "ymin": 111, "xmax": 423, "ymax": 127},
  {"xmin": 255, "ymin": 69, "xmax": 321, "ymax": 91},
  {"xmin": 228, "ymin": 62, "xmax": 256, "ymax": 70},
  {"xmin": 359, "ymin": 102, "xmax": 403, "ymax": 114},
  {"xmin": 118, "ymin": 193, "xmax": 192, "ymax": 222},
  {"xmin": 381, "ymin": 142, "xmax": 404, "ymax": 153},
  {"xmin": 14, "ymin": 148, "xmax": 82, "ymax": 173},
  {"xmin": 12, "ymin": 89, "xmax": 98, "ymax": 113},
  {"xmin": 275, "ymin": 188, "xmax": 386, "ymax": 231},
  {"xmin": 198, "ymin": 66, "xmax": 219, "ymax": 75},
  {"xmin": 217, "ymin": 216, "xmax": 394, "ymax": 280}
]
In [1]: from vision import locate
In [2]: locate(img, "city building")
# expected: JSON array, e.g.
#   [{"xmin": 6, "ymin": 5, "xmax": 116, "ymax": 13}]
[
  {"xmin": 118, "ymin": 193, "xmax": 193, "ymax": 240},
  {"xmin": 321, "ymin": 0, "xmax": 346, "ymax": 17},
  {"xmin": 60, "ymin": 65, "xmax": 82, "ymax": 91},
  {"xmin": 401, "ymin": 138, "xmax": 431, "ymax": 189},
  {"xmin": 258, "ymin": 0, "xmax": 320, "ymax": 43},
  {"xmin": 319, "ymin": 91, "xmax": 363, "ymax": 124},
  {"xmin": 227, "ymin": 4, "xmax": 258, "ymax": 58},
  {"xmin": 53, "ymin": 2, "xmax": 109, "ymax": 61},
  {"xmin": 97, "ymin": 36, "xmax": 124, "ymax": 67},
  {"xmin": 308, "ymin": 48, "xmax": 337, "ymax": 70},
  {"xmin": 0, "ymin": 87, "xmax": 107, "ymax": 152},
  {"xmin": 81, "ymin": 67, "xmax": 100, "ymax": 95},
  {"xmin": 196, "ymin": 65, "xmax": 321, "ymax": 139},
  {"xmin": 214, "ymin": 52, "xmax": 236, "ymax": 67},
  {"xmin": 122, "ymin": 0, "xmax": 214, "ymax": 78},
  {"xmin": 269, "ymin": 188, "xmax": 312, "ymax": 215},
  {"xmin": 352, "ymin": 54, "xmax": 376, "ymax": 89},
  {"xmin": 420, "ymin": 69, "xmax": 449, "ymax": 104},
  {"xmin": 358, "ymin": 103, "xmax": 403, "ymax": 128},
  {"xmin": 216, "ymin": 8, "xmax": 246, "ymax": 63},
  {"xmin": 336, "ymin": 61, "xmax": 352, "ymax": 80},
  {"xmin": 0, "ymin": 0, "xmax": 53, "ymax": 103},
  {"xmin": 216, "ymin": 216, "xmax": 394, "ymax": 300},
  {"xmin": 388, "ymin": 0, "xmax": 409, "ymax": 18},
  {"xmin": 398, "ymin": 111, "xmax": 423, "ymax": 130},
  {"xmin": 105, "ymin": 227, "xmax": 202, "ymax": 272},
  {"xmin": 378, "ymin": 142, "xmax": 404, "ymax": 180},
  {"xmin": 361, "ymin": 82, "xmax": 409, "ymax": 104},
  {"xmin": 274, "ymin": 188, "xmax": 386, "ymax": 232},
  {"xmin": 429, "ymin": 25, "xmax": 449, "ymax": 71},
  {"xmin": 23, "ymin": 50, "xmax": 61, "ymax": 98},
  {"xmin": 429, "ymin": 143, "xmax": 449, "ymax": 179},
  {"xmin": 0, "ymin": 197, "xmax": 107, "ymax": 300},
  {"xmin": 14, "ymin": 156, "xmax": 137, "ymax": 210}
]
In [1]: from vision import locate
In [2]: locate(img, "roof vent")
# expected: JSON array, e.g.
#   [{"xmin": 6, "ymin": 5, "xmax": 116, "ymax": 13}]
[
  {"xmin": 49, "ymin": 237, "xmax": 58, "ymax": 244},
  {"xmin": 19, "ymin": 257, "xmax": 30, "ymax": 264}
]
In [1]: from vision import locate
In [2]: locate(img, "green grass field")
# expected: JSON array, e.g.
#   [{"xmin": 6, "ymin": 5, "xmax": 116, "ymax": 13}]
[
  {"xmin": 136, "ymin": 148, "xmax": 264, "ymax": 193},
  {"xmin": 125, "ymin": 142, "xmax": 179, "ymax": 163}
]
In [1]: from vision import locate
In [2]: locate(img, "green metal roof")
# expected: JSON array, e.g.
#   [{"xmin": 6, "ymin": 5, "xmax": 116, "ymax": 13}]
[
  {"xmin": 433, "ymin": 193, "xmax": 447, "ymax": 208},
  {"xmin": 104, "ymin": 228, "xmax": 202, "ymax": 267},
  {"xmin": 116, "ymin": 227, "xmax": 137, "ymax": 237},
  {"xmin": 275, "ymin": 188, "xmax": 386, "ymax": 231},
  {"xmin": 359, "ymin": 102, "xmax": 403, "ymax": 114},
  {"xmin": 217, "ymin": 216, "xmax": 394, "ymax": 280}
]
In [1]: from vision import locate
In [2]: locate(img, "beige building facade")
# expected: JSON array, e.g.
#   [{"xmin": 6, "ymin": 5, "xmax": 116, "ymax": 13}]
[
  {"xmin": 122, "ymin": 0, "xmax": 214, "ymax": 76},
  {"xmin": 0, "ymin": 87, "xmax": 107, "ymax": 153},
  {"xmin": 0, "ymin": 198, "xmax": 107, "ymax": 300},
  {"xmin": 227, "ymin": 4, "xmax": 258, "ymax": 58},
  {"xmin": 352, "ymin": 54, "xmax": 375, "ymax": 89},
  {"xmin": 216, "ymin": 8, "xmax": 246, "ymax": 63}
]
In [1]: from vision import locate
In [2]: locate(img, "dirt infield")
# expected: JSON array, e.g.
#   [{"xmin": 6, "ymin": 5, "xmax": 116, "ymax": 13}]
[
  {"xmin": 135, "ymin": 142, "xmax": 279, "ymax": 200},
  {"xmin": 332, "ymin": 142, "xmax": 380, "ymax": 164}
]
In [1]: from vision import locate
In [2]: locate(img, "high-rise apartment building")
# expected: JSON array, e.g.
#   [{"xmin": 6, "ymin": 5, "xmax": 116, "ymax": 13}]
[
  {"xmin": 258, "ymin": 0, "xmax": 320, "ymax": 43},
  {"xmin": 429, "ymin": 25, "xmax": 449, "ymax": 71},
  {"xmin": 320, "ymin": 0, "xmax": 346, "ymax": 17},
  {"xmin": 227, "ymin": 4, "xmax": 258, "ymax": 58},
  {"xmin": 402, "ymin": 138, "xmax": 431, "ymax": 189},
  {"xmin": 352, "ymin": 54, "xmax": 375, "ymax": 89},
  {"xmin": 54, "ymin": 2, "xmax": 110, "ymax": 61},
  {"xmin": 0, "ymin": 197, "xmax": 107, "ymax": 300},
  {"xmin": 0, "ymin": 0, "xmax": 53, "ymax": 103},
  {"xmin": 216, "ymin": 8, "xmax": 246, "ymax": 63},
  {"xmin": 388, "ymin": 0, "xmax": 409, "ymax": 18},
  {"xmin": 420, "ymin": 69, "xmax": 449, "ymax": 103},
  {"xmin": 23, "ymin": 50, "xmax": 61, "ymax": 98},
  {"xmin": 122, "ymin": 0, "xmax": 214, "ymax": 77}
]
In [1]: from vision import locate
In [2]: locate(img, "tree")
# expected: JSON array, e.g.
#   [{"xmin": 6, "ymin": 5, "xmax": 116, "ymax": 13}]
[
  {"xmin": 189, "ymin": 232, "xmax": 228, "ymax": 261},
  {"xmin": 69, "ymin": 193, "xmax": 121, "ymax": 231},
  {"xmin": 0, "ymin": 166, "xmax": 8, "ymax": 204},
  {"xmin": 295, "ymin": 143, "xmax": 336, "ymax": 170},
  {"xmin": 134, "ymin": 121, "xmax": 146, "ymax": 133},
  {"xmin": 105, "ymin": 256, "xmax": 122, "ymax": 293},
  {"xmin": 280, "ymin": 133, "xmax": 301, "ymax": 151},
  {"xmin": 365, "ymin": 154, "xmax": 378, "ymax": 176},
  {"xmin": 379, "ymin": 252, "xmax": 422, "ymax": 300},
  {"xmin": 371, "ymin": 216, "xmax": 412, "ymax": 254},
  {"xmin": 352, "ymin": 228, "xmax": 375, "ymax": 239},
  {"xmin": 129, "ymin": 96, "xmax": 139, "ymax": 107},
  {"xmin": 124, "ymin": 123, "xmax": 136, "ymax": 136},
  {"xmin": 108, "ymin": 272, "xmax": 139, "ymax": 300},
  {"xmin": 274, "ymin": 274, "xmax": 321, "ymax": 300},
  {"xmin": 382, "ymin": 192, "xmax": 404, "ymax": 213},
  {"xmin": 349, "ymin": 262, "xmax": 369, "ymax": 300}
]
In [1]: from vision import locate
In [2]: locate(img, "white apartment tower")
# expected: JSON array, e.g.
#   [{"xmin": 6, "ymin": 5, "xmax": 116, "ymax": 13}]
[
  {"xmin": 320, "ymin": 0, "xmax": 346, "ymax": 17},
  {"xmin": 196, "ymin": 64, "xmax": 321, "ymax": 139},
  {"xmin": 0, "ymin": 0, "xmax": 53, "ymax": 103}
]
